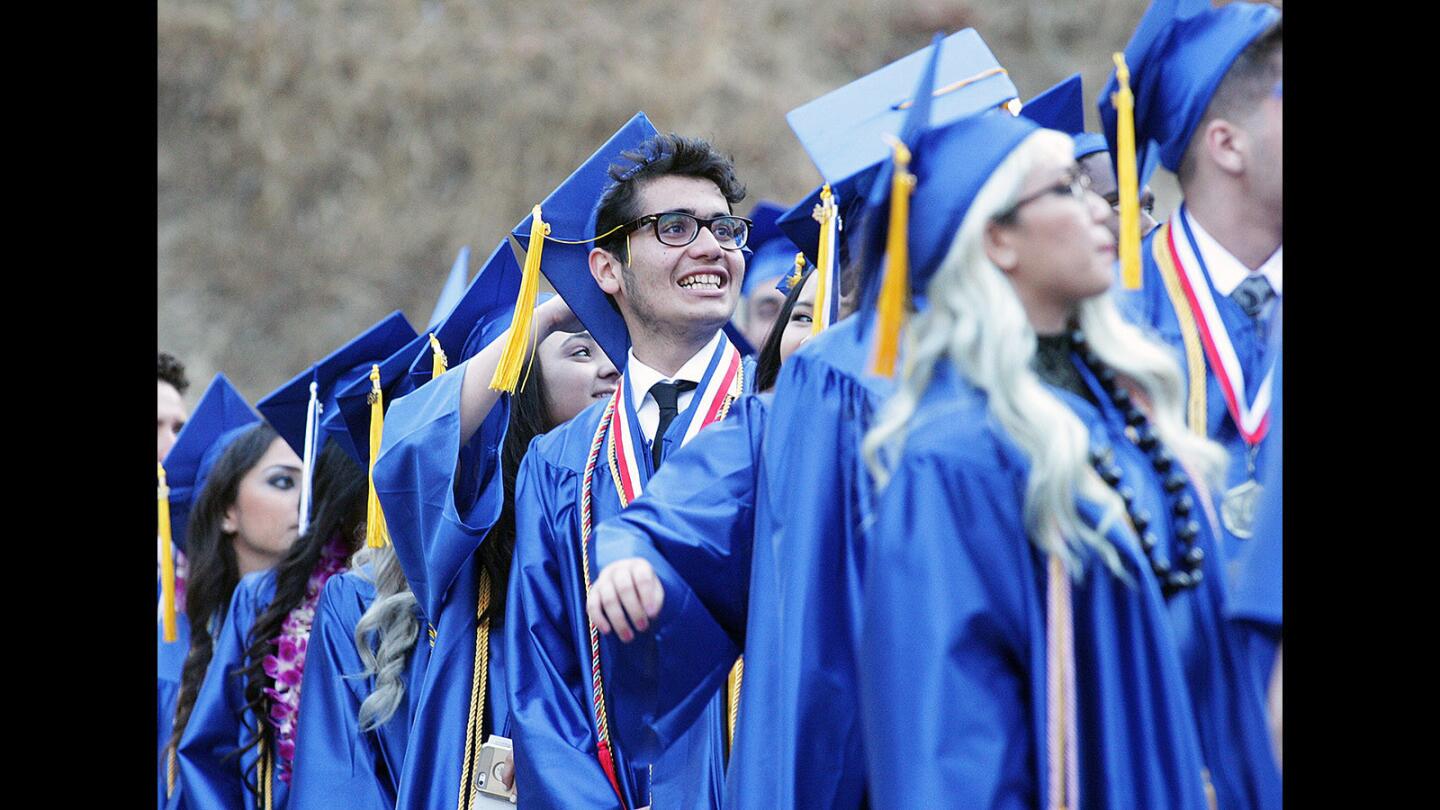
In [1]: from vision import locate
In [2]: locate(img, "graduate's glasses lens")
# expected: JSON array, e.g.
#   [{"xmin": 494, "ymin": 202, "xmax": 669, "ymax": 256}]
[{"xmin": 649, "ymin": 213, "xmax": 750, "ymax": 250}]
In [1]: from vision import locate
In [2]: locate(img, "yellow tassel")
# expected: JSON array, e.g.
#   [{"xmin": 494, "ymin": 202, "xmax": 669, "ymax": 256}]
[
  {"xmin": 365, "ymin": 365, "xmax": 390, "ymax": 549},
  {"xmin": 870, "ymin": 138, "xmax": 917, "ymax": 377},
  {"xmin": 785, "ymin": 252, "xmax": 806, "ymax": 293},
  {"xmin": 489, "ymin": 206, "xmax": 549, "ymax": 393},
  {"xmin": 810, "ymin": 185, "xmax": 837, "ymax": 337},
  {"xmin": 158, "ymin": 463, "xmax": 177, "ymax": 643},
  {"xmin": 429, "ymin": 332, "xmax": 448, "ymax": 378},
  {"xmin": 1111, "ymin": 52, "xmax": 1142, "ymax": 291}
]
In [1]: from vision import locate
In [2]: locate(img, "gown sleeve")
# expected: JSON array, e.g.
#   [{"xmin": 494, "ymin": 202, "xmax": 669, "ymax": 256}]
[
  {"xmin": 373, "ymin": 355, "xmax": 510, "ymax": 623},
  {"xmin": 504, "ymin": 442, "xmax": 639, "ymax": 808},
  {"xmin": 177, "ymin": 575, "xmax": 266, "ymax": 810},
  {"xmin": 288, "ymin": 576, "xmax": 391, "ymax": 810},
  {"xmin": 592, "ymin": 396, "xmax": 765, "ymax": 760},
  {"xmin": 859, "ymin": 441, "xmax": 1037, "ymax": 810}
]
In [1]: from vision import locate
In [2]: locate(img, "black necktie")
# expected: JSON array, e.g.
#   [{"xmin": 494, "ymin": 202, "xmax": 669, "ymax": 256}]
[
  {"xmin": 650, "ymin": 380, "xmax": 697, "ymax": 471},
  {"xmin": 1231, "ymin": 274, "xmax": 1275, "ymax": 320}
]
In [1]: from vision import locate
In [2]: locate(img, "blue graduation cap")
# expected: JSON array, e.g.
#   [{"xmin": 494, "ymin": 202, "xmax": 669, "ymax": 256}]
[
  {"xmin": 498, "ymin": 112, "xmax": 660, "ymax": 377},
  {"xmin": 257, "ymin": 311, "xmax": 419, "ymax": 463},
  {"xmin": 427, "ymin": 245, "xmax": 472, "ymax": 332},
  {"xmin": 1020, "ymin": 73, "xmax": 1086, "ymax": 136},
  {"xmin": 331, "ymin": 331, "xmax": 429, "ymax": 470},
  {"xmin": 853, "ymin": 32, "xmax": 1039, "ymax": 374},
  {"xmin": 741, "ymin": 201, "xmax": 803, "ymax": 297},
  {"xmin": 409, "ymin": 238, "xmax": 524, "ymax": 389},
  {"xmin": 783, "ymin": 27, "xmax": 1020, "ymax": 335},
  {"xmin": 161, "ymin": 373, "xmax": 262, "ymax": 553},
  {"xmin": 786, "ymin": 28, "xmax": 1019, "ymax": 210},
  {"xmin": 1098, "ymin": 0, "xmax": 1281, "ymax": 174},
  {"xmin": 1073, "ymin": 132, "xmax": 1109, "ymax": 160},
  {"xmin": 776, "ymin": 260, "xmax": 812, "ymax": 297}
]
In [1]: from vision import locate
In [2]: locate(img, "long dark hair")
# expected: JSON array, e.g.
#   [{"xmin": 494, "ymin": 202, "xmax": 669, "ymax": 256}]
[
  {"xmin": 754, "ymin": 265, "xmax": 815, "ymax": 392},
  {"xmin": 168, "ymin": 423, "xmax": 281, "ymax": 757},
  {"xmin": 477, "ymin": 351, "xmax": 560, "ymax": 627},
  {"xmin": 237, "ymin": 439, "xmax": 366, "ymax": 789}
]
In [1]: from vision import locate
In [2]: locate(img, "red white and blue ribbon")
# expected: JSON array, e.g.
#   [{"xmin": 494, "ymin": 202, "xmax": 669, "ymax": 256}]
[
  {"xmin": 1168, "ymin": 207, "xmax": 1274, "ymax": 446},
  {"xmin": 608, "ymin": 334, "xmax": 743, "ymax": 505}
]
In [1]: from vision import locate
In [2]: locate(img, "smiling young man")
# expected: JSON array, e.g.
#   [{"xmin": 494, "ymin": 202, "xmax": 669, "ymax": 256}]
[{"xmin": 499, "ymin": 125, "xmax": 755, "ymax": 810}]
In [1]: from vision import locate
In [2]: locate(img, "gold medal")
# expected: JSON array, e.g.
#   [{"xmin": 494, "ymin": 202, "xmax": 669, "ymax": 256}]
[{"xmin": 1220, "ymin": 478, "xmax": 1263, "ymax": 539}]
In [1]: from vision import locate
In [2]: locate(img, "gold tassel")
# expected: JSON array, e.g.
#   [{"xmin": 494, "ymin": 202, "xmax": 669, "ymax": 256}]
[
  {"xmin": 429, "ymin": 332, "xmax": 448, "ymax": 378},
  {"xmin": 785, "ymin": 252, "xmax": 806, "ymax": 293},
  {"xmin": 365, "ymin": 365, "xmax": 390, "ymax": 549},
  {"xmin": 810, "ymin": 185, "xmax": 837, "ymax": 337},
  {"xmin": 489, "ymin": 206, "xmax": 549, "ymax": 393},
  {"xmin": 157, "ymin": 463, "xmax": 178, "ymax": 643},
  {"xmin": 870, "ymin": 138, "xmax": 917, "ymax": 377},
  {"xmin": 1111, "ymin": 52, "xmax": 1142, "ymax": 291}
]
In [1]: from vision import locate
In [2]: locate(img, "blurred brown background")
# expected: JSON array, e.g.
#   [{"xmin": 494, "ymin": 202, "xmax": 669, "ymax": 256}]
[{"xmin": 159, "ymin": 0, "xmax": 1184, "ymax": 401}]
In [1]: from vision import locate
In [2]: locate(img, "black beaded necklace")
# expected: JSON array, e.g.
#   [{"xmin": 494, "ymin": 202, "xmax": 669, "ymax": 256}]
[{"xmin": 1068, "ymin": 329, "xmax": 1204, "ymax": 598}]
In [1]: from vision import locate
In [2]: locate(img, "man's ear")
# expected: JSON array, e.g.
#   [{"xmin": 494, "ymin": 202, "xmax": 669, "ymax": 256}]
[
  {"xmin": 985, "ymin": 220, "xmax": 1019, "ymax": 275},
  {"xmin": 590, "ymin": 245, "xmax": 624, "ymax": 297},
  {"xmin": 1201, "ymin": 118, "xmax": 1248, "ymax": 177}
]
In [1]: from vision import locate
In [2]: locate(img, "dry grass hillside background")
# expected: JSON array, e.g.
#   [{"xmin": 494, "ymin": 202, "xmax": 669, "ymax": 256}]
[{"xmin": 159, "ymin": 0, "xmax": 1231, "ymax": 401}]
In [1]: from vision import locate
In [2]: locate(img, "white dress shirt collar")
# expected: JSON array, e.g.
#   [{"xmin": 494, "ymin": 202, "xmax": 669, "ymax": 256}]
[
  {"xmin": 624, "ymin": 330, "xmax": 724, "ymax": 442},
  {"xmin": 1183, "ymin": 207, "xmax": 1283, "ymax": 297}
]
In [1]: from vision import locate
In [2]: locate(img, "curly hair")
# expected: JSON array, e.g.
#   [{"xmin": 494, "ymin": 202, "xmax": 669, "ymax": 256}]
[{"xmin": 158, "ymin": 352, "xmax": 190, "ymax": 394}]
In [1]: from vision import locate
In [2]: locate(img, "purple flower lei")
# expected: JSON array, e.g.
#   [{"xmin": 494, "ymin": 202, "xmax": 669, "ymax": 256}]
[{"xmin": 261, "ymin": 533, "xmax": 350, "ymax": 783}]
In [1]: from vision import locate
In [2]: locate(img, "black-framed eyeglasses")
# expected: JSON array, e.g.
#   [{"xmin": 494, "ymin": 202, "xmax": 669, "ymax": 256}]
[
  {"xmin": 621, "ymin": 211, "xmax": 753, "ymax": 251},
  {"xmin": 992, "ymin": 169, "xmax": 1093, "ymax": 223}
]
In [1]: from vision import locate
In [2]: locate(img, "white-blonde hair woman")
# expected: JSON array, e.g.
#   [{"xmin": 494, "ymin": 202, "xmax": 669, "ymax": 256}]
[{"xmin": 858, "ymin": 112, "xmax": 1280, "ymax": 809}]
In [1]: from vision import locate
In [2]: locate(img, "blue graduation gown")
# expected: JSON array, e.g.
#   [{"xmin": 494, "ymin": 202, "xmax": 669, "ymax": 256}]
[
  {"xmin": 858, "ymin": 359, "xmax": 1279, "ymax": 808},
  {"xmin": 1228, "ymin": 346, "xmax": 1283, "ymax": 701},
  {"xmin": 371, "ymin": 358, "xmax": 513, "ymax": 810},
  {"xmin": 593, "ymin": 393, "xmax": 770, "ymax": 761},
  {"xmin": 158, "ymin": 612, "xmax": 191, "ymax": 809},
  {"xmin": 506, "ymin": 358, "xmax": 754, "ymax": 810},
  {"xmin": 177, "ymin": 570, "xmax": 286, "ymax": 809},
  {"xmin": 729, "ymin": 318, "xmax": 892, "ymax": 809},
  {"xmin": 1118, "ymin": 217, "xmax": 1276, "ymax": 563},
  {"xmin": 288, "ymin": 567, "xmax": 432, "ymax": 809},
  {"xmin": 598, "ymin": 317, "xmax": 891, "ymax": 809}
]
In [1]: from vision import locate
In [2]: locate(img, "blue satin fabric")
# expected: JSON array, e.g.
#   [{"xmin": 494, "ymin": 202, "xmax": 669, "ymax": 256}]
[
  {"xmin": 1228, "ymin": 342, "xmax": 1282, "ymax": 702},
  {"xmin": 596, "ymin": 317, "xmax": 893, "ymax": 810},
  {"xmin": 372, "ymin": 359, "xmax": 513, "ymax": 809},
  {"xmin": 177, "ymin": 570, "xmax": 287, "ymax": 809},
  {"xmin": 1117, "ymin": 223, "xmax": 1276, "ymax": 563},
  {"xmin": 729, "ymin": 318, "xmax": 893, "ymax": 809},
  {"xmin": 859, "ymin": 358, "xmax": 1279, "ymax": 808},
  {"xmin": 594, "ymin": 393, "xmax": 769, "ymax": 761},
  {"xmin": 287, "ymin": 567, "xmax": 432, "ymax": 809},
  {"xmin": 505, "ymin": 355, "xmax": 755, "ymax": 810},
  {"xmin": 158, "ymin": 612, "xmax": 191, "ymax": 809}
]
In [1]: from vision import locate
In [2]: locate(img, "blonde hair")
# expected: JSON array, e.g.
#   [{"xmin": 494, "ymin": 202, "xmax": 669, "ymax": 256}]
[{"xmin": 863, "ymin": 129, "xmax": 1225, "ymax": 577}]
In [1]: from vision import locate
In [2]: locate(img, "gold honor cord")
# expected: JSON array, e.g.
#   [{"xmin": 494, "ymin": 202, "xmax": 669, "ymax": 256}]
[
  {"xmin": 429, "ymin": 332, "xmax": 449, "ymax": 379},
  {"xmin": 158, "ymin": 463, "xmax": 178, "ymax": 642},
  {"xmin": 726, "ymin": 656, "xmax": 744, "ymax": 753},
  {"xmin": 870, "ymin": 137, "xmax": 917, "ymax": 377},
  {"xmin": 456, "ymin": 571, "xmax": 492, "ymax": 810},
  {"xmin": 893, "ymin": 67, "xmax": 1009, "ymax": 110},
  {"xmin": 366, "ymin": 365, "xmax": 391, "ymax": 549},
  {"xmin": 1152, "ymin": 224, "xmax": 1209, "ymax": 433},
  {"xmin": 166, "ymin": 745, "xmax": 178, "ymax": 798},
  {"xmin": 1111, "ymin": 53, "xmax": 1142, "ymax": 291},
  {"xmin": 810, "ymin": 184, "xmax": 838, "ymax": 338},
  {"xmin": 259, "ymin": 737, "xmax": 274, "ymax": 810}
]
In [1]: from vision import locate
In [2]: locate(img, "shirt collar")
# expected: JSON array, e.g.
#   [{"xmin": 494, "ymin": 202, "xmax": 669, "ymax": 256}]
[
  {"xmin": 625, "ymin": 330, "xmax": 724, "ymax": 403},
  {"xmin": 1182, "ymin": 208, "xmax": 1283, "ymax": 297}
]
